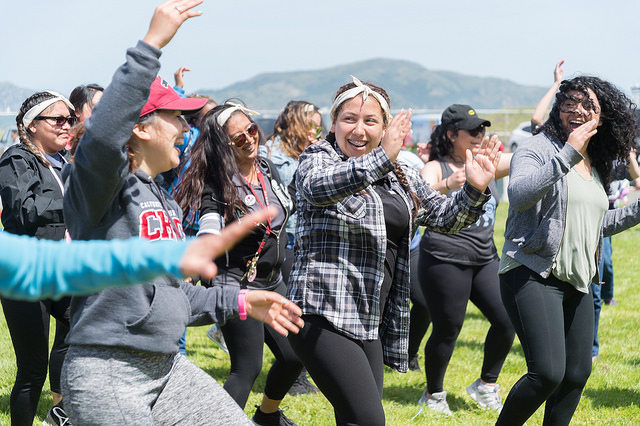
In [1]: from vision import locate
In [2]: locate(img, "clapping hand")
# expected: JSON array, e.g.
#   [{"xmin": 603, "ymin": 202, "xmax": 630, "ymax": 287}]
[
  {"xmin": 464, "ymin": 134, "xmax": 502, "ymax": 191},
  {"xmin": 381, "ymin": 109, "xmax": 413, "ymax": 163}
]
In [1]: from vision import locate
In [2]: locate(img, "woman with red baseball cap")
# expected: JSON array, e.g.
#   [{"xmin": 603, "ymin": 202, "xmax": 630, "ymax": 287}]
[{"xmin": 60, "ymin": 1, "xmax": 303, "ymax": 424}]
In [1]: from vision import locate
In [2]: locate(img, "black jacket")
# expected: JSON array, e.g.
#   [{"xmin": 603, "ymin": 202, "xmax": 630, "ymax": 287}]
[
  {"xmin": 200, "ymin": 157, "xmax": 292, "ymax": 288},
  {"xmin": 0, "ymin": 144, "xmax": 69, "ymax": 240}
]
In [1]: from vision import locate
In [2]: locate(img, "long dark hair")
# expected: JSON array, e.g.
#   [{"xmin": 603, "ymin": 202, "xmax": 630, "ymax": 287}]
[
  {"xmin": 427, "ymin": 121, "xmax": 458, "ymax": 162},
  {"xmin": 174, "ymin": 103, "xmax": 263, "ymax": 223},
  {"xmin": 540, "ymin": 76, "xmax": 638, "ymax": 193}
]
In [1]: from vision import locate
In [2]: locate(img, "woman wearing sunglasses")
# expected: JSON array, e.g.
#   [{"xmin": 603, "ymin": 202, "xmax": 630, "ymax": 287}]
[
  {"xmin": 407, "ymin": 104, "xmax": 515, "ymax": 415},
  {"xmin": 176, "ymin": 102, "xmax": 301, "ymax": 425},
  {"xmin": 0, "ymin": 91, "xmax": 77, "ymax": 425},
  {"xmin": 286, "ymin": 79, "xmax": 500, "ymax": 425}
]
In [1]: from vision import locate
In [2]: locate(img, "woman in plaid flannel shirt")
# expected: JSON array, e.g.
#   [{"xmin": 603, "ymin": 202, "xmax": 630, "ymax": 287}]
[{"xmin": 286, "ymin": 77, "xmax": 501, "ymax": 425}]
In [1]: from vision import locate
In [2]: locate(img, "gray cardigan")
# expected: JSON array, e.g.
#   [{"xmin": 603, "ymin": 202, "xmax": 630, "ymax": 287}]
[{"xmin": 503, "ymin": 132, "xmax": 640, "ymax": 280}]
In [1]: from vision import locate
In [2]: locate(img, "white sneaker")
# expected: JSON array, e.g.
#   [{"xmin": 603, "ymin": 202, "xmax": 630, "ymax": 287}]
[
  {"xmin": 466, "ymin": 378, "xmax": 503, "ymax": 412},
  {"xmin": 206, "ymin": 324, "xmax": 229, "ymax": 355},
  {"xmin": 418, "ymin": 390, "xmax": 452, "ymax": 415}
]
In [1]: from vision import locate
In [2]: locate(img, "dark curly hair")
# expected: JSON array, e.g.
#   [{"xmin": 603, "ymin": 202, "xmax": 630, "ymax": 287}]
[
  {"xmin": 540, "ymin": 76, "xmax": 638, "ymax": 193},
  {"xmin": 427, "ymin": 120, "xmax": 459, "ymax": 162},
  {"xmin": 174, "ymin": 102, "xmax": 264, "ymax": 224}
]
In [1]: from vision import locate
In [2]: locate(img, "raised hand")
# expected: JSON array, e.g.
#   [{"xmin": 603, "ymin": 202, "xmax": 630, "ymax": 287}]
[
  {"xmin": 143, "ymin": 0, "xmax": 204, "ymax": 49},
  {"xmin": 174, "ymin": 66, "xmax": 191, "ymax": 89},
  {"xmin": 381, "ymin": 109, "xmax": 413, "ymax": 162},
  {"xmin": 566, "ymin": 119, "xmax": 598, "ymax": 156},
  {"xmin": 554, "ymin": 59, "xmax": 565, "ymax": 84},
  {"xmin": 245, "ymin": 290, "xmax": 305, "ymax": 336},
  {"xmin": 464, "ymin": 134, "xmax": 502, "ymax": 191},
  {"xmin": 179, "ymin": 207, "xmax": 276, "ymax": 279}
]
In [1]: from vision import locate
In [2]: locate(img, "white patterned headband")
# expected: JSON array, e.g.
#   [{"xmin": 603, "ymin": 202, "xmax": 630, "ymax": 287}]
[
  {"xmin": 22, "ymin": 91, "xmax": 75, "ymax": 128},
  {"xmin": 330, "ymin": 76, "xmax": 390, "ymax": 124},
  {"xmin": 216, "ymin": 102, "xmax": 260, "ymax": 127}
]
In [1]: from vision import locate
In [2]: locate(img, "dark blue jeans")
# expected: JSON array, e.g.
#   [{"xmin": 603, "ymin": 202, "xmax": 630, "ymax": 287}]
[
  {"xmin": 592, "ymin": 235, "xmax": 614, "ymax": 356},
  {"xmin": 497, "ymin": 266, "xmax": 593, "ymax": 426}
]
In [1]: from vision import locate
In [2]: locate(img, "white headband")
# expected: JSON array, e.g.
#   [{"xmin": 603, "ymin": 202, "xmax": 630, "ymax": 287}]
[
  {"xmin": 22, "ymin": 91, "xmax": 74, "ymax": 128},
  {"xmin": 330, "ymin": 76, "xmax": 390, "ymax": 124},
  {"xmin": 216, "ymin": 102, "xmax": 260, "ymax": 127}
]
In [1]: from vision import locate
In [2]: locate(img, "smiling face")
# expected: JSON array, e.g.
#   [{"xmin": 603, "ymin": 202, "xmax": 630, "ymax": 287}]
[
  {"xmin": 144, "ymin": 110, "xmax": 189, "ymax": 176},
  {"xmin": 448, "ymin": 126, "xmax": 486, "ymax": 157},
  {"xmin": 226, "ymin": 112, "xmax": 259, "ymax": 166},
  {"xmin": 28, "ymin": 101, "xmax": 74, "ymax": 155},
  {"xmin": 331, "ymin": 96, "xmax": 385, "ymax": 158},
  {"xmin": 559, "ymin": 88, "xmax": 602, "ymax": 136}
]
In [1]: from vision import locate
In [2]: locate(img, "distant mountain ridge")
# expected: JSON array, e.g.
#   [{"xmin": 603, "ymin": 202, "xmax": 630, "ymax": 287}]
[
  {"xmin": 199, "ymin": 58, "xmax": 547, "ymax": 111},
  {"xmin": 0, "ymin": 58, "xmax": 547, "ymax": 118}
]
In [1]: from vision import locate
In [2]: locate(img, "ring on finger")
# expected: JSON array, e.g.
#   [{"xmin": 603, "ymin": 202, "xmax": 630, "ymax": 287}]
[{"xmin": 175, "ymin": 5, "xmax": 183, "ymax": 12}]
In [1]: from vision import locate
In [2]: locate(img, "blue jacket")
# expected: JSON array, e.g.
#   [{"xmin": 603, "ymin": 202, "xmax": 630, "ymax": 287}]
[{"xmin": 0, "ymin": 232, "xmax": 187, "ymax": 301}]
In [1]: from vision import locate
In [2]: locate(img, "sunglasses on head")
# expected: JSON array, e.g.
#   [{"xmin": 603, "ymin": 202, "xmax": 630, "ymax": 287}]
[
  {"xmin": 466, "ymin": 126, "xmax": 486, "ymax": 138},
  {"xmin": 229, "ymin": 122, "xmax": 259, "ymax": 148},
  {"xmin": 35, "ymin": 116, "xmax": 78, "ymax": 127}
]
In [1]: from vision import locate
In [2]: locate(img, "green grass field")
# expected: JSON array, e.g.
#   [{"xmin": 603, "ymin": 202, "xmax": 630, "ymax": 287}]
[{"xmin": 1, "ymin": 202, "xmax": 640, "ymax": 425}]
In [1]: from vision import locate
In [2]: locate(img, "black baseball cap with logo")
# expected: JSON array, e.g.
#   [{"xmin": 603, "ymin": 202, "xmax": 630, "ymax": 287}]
[{"xmin": 441, "ymin": 104, "xmax": 491, "ymax": 129}]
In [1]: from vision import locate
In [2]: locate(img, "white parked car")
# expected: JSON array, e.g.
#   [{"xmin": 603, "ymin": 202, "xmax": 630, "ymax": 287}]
[{"xmin": 508, "ymin": 121, "xmax": 533, "ymax": 152}]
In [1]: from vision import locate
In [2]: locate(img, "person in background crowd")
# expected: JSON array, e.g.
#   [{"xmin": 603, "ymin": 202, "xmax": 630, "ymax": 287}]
[
  {"xmin": 286, "ymin": 76, "xmax": 500, "ymax": 425},
  {"xmin": 69, "ymin": 84, "xmax": 104, "ymax": 124},
  {"xmin": 176, "ymin": 101, "xmax": 302, "ymax": 425},
  {"xmin": 0, "ymin": 90, "xmax": 77, "ymax": 426},
  {"xmin": 258, "ymin": 99, "xmax": 324, "ymax": 396},
  {"xmin": 61, "ymin": 2, "xmax": 303, "ymax": 424},
  {"xmin": 409, "ymin": 104, "xmax": 515, "ymax": 415},
  {"xmin": 497, "ymin": 75, "xmax": 640, "ymax": 426}
]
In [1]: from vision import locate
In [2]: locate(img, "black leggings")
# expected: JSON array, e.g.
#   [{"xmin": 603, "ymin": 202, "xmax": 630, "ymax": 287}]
[
  {"xmin": 220, "ymin": 281, "xmax": 303, "ymax": 408},
  {"xmin": 1, "ymin": 296, "xmax": 70, "ymax": 426},
  {"xmin": 497, "ymin": 266, "xmax": 593, "ymax": 426},
  {"xmin": 419, "ymin": 252, "xmax": 514, "ymax": 394},
  {"xmin": 408, "ymin": 246, "xmax": 430, "ymax": 356},
  {"xmin": 288, "ymin": 315, "xmax": 385, "ymax": 426}
]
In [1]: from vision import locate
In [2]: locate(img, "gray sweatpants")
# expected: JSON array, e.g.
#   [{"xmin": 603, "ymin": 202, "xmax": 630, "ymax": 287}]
[{"xmin": 61, "ymin": 345, "xmax": 253, "ymax": 425}]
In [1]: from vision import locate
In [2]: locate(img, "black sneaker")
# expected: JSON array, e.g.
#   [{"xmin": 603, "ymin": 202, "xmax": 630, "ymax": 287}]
[
  {"xmin": 252, "ymin": 406, "xmax": 297, "ymax": 426},
  {"xmin": 409, "ymin": 354, "xmax": 421, "ymax": 372},
  {"xmin": 43, "ymin": 403, "xmax": 72, "ymax": 425},
  {"xmin": 287, "ymin": 368, "xmax": 319, "ymax": 396}
]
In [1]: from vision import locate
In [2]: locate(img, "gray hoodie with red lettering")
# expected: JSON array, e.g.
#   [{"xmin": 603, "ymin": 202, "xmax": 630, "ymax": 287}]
[{"xmin": 63, "ymin": 41, "xmax": 240, "ymax": 354}]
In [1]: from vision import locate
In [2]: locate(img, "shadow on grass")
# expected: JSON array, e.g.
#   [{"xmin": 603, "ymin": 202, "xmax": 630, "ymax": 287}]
[{"xmin": 583, "ymin": 387, "xmax": 640, "ymax": 409}]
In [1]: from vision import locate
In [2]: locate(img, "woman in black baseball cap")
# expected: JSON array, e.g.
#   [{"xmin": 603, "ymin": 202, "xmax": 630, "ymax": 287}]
[{"xmin": 408, "ymin": 104, "xmax": 515, "ymax": 415}]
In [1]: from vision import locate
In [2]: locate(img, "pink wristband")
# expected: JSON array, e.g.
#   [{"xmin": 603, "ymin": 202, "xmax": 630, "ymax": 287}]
[{"xmin": 238, "ymin": 289, "xmax": 249, "ymax": 320}]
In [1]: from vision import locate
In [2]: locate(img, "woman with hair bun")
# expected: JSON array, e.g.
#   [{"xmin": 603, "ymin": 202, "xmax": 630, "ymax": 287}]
[
  {"xmin": 0, "ymin": 90, "xmax": 77, "ymax": 425},
  {"xmin": 286, "ymin": 76, "xmax": 501, "ymax": 425}
]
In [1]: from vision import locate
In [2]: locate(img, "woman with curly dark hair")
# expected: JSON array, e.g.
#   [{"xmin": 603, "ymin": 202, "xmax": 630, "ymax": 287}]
[{"xmin": 497, "ymin": 76, "xmax": 640, "ymax": 426}]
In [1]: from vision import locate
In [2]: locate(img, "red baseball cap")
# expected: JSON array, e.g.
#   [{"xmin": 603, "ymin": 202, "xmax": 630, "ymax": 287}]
[{"xmin": 140, "ymin": 76, "xmax": 208, "ymax": 117}]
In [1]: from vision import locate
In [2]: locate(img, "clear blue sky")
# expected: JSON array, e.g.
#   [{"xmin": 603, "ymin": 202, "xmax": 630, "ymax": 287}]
[{"xmin": 1, "ymin": 0, "xmax": 639, "ymax": 102}]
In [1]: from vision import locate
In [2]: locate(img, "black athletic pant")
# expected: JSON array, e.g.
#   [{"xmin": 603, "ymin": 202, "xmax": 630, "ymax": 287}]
[
  {"xmin": 1, "ymin": 296, "xmax": 70, "ymax": 426},
  {"xmin": 220, "ymin": 281, "xmax": 303, "ymax": 408},
  {"xmin": 419, "ymin": 252, "xmax": 514, "ymax": 394},
  {"xmin": 497, "ymin": 266, "xmax": 593, "ymax": 426},
  {"xmin": 408, "ymin": 246, "xmax": 431, "ymax": 356},
  {"xmin": 288, "ymin": 315, "xmax": 385, "ymax": 426}
]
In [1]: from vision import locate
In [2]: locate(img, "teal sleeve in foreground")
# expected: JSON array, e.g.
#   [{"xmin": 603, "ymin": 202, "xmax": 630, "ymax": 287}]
[{"xmin": 0, "ymin": 233, "xmax": 187, "ymax": 301}]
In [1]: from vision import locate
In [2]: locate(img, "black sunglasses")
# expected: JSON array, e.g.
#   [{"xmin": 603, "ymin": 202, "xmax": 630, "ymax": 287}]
[
  {"xmin": 35, "ymin": 116, "xmax": 78, "ymax": 127},
  {"xmin": 466, "ymin": 126, "xmax": 486, "ymax": 138},
  {"xmin": 229, "ymin": 122, "xmax": 259, "ymax": 148}
]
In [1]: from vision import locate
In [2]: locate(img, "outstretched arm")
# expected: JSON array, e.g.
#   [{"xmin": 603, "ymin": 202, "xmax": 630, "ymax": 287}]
[
  {"xmin": 245, "ymin": 290, "xmax": 305, "ymax": 336},
  {"xmin": 531, "ymin": 59, "xmax": 564, "ymax": 127}
]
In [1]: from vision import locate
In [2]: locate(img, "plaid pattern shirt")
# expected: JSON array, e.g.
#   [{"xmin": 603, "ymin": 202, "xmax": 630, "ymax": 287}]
[{"xmin": 287, "ymin": 139, "xmax": 489, "ymax": 372}]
